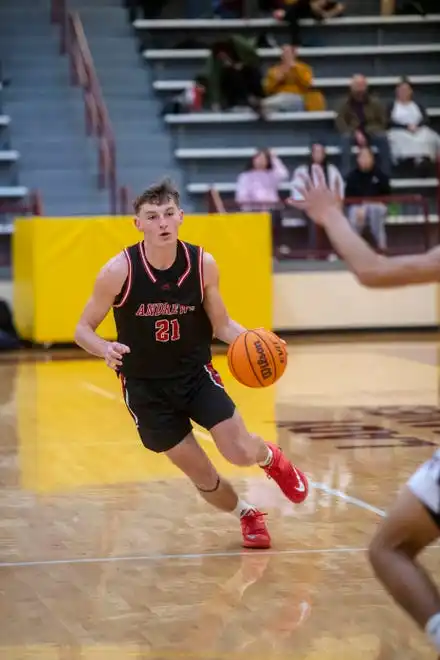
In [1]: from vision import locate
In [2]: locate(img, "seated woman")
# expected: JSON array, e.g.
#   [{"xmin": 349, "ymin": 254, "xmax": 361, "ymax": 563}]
[
  {"xmin": 236, "ymin": 149, "xmax": 289, "ymax": 258},
  {"xmin": 235, "ymin": 149, "xmax": 289, "ymax": 211},
  {"xmin": 388, "ymin": 79, "xmax": 440, "ymax": 173},
  {"xmin": 290, "ymin": 142, "xmax": 344, "ymax": 254}
]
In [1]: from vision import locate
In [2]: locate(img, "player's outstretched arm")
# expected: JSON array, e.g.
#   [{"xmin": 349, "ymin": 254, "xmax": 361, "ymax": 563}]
[
  {"xmin": 289, "ymin": 164, "xmax": 440, "ymax": 288},
  {"xmin": 202, "ymin": 252, "xmax": 246, "ymax": 344},
  {"xmin": 75, "ymin": 253, "xmax": 131, "ymax": 368}
]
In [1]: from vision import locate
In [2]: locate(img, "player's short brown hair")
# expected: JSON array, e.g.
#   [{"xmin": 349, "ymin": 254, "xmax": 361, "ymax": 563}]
[{"xmin": 133, "ymin": 179, "xmax": 180, "ymax": 214}]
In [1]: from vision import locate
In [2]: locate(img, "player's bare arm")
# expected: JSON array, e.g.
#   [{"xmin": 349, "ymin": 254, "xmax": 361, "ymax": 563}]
[
  {"xmin": 75, "ymin": 252, "xmax": 131, "ymax": 368},
  {"xmin": 290, "ymin": 163, "xmax": 440, "ymax": 288},
  {"xmin": 202, "ymin": 252, "xmax": 246, "ymax": 344}
]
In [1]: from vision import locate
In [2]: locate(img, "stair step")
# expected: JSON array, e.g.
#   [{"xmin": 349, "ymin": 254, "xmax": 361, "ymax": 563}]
[
  {"xmin": 5, "ymin": 88, "xmax": 82, "ymax": 102},
  {"xmin": 4, "ymin": 69, "xmax": 71, "ymax": 86},
  {"xmin": 0, "ymin": 0, "xmax": 181, "ymax": 214},
  {"xmin": 20, "ymin": 151, "xmax": 97, "ymax": 169},
  {"xmin": 0, "ymin": 38, "xmax": 60, "ymax": 56},
  {"xmin": 5, "ymin": 53, "xmax": 68, "ymax": 67}
]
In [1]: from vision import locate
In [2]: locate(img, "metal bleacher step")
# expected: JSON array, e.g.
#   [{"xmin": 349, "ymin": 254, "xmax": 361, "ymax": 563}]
[
  {"xmin": 144, "ymin": 43, "xmax": 440, "ymax": 61},
  {"xmin": 154, "ymin": 74, "xmax": 440, "ymax": 94},
  {"xmin": 134, "ymin": 14, "xmax": 440, "ymax": 30},
  {"xmin": 187, "ymin": 178, "xmax": 439, "ymax": 195}
]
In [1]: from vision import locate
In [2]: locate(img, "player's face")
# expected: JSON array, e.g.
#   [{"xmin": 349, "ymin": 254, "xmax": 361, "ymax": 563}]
[{"xmin": 135, "ymin": 201, "xmax": 183, "ymax": 246}]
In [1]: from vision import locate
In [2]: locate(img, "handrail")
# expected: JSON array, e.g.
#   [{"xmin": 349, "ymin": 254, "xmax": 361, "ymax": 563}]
[
  {"xmin": 0, "ymin": 191, "xmax": 43, "ymax": 216},
  {"xmin": 52, "ymin": 2, "xmax": 118, "ymax": 214},
  {"xmin": 119, "ymin": 185, "xmax": 133, "ymax": 215},
  {"xmin": 209, "ymin": 190, "xmax": 433, "ymax": 253}
]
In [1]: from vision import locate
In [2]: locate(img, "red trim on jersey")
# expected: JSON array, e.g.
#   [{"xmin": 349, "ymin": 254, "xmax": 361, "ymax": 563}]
[
  {"xmin": 198, "ymin": 247, "xmax": 204, "ymax": 302},
  {"xmin": 177, "ymin": 241, "xmax": 192, "ymax": 287},
  {"xmin": 113, "ymin": 249, "xmax": 133, "ymax": 308},
  {"xmin": 138, "ymin": 241, "xmax": 158, "ymax": 283}
]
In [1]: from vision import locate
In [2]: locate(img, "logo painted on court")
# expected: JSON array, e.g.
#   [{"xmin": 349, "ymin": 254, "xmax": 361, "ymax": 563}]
[{"xmin": 277, "ymin": 405, "xmax": 439, "ymax": 450}]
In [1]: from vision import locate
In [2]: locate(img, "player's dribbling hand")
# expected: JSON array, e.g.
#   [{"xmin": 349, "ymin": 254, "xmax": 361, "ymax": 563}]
[
  {"xmin": 104, "ymin": 341, "xmax": 130, "ymax": 370},
  {"xmin": 255, "ymin": 327, "xmax": 286, "ymax": 345}
]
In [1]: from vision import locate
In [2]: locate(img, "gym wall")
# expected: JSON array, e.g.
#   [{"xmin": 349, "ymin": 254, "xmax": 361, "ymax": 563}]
[{"xmin": 12, "ymin": 213, "xmax": 438, "ymax": 344}]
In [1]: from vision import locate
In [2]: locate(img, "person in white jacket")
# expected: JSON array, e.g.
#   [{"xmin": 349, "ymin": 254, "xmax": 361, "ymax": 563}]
[{"xmin": 290, "ymin": 143, "xmax": 345, "ymax": 256}]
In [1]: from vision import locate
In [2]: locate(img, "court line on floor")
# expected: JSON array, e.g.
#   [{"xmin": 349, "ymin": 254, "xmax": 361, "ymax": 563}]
[
  {"xmin": 83, "ymin": 382, "xmax": 120, "ymax": 401},
  {"xmin": 3, "ymin": 541, "xmax": 440, "ymax": 569},
  {"xmin": 310, "ymin": 481, "xmax": 386, "ymax": 517},
  {"xmin": 80, "ymin": 393, "xmax": 386, "ymax": 518},
  {"xmin": 195, "ymin": 431, "xmax": 386, "ymax": 517},
  {"xmin": 0, "ymin": 545, "xmax": 369, "ymax": 569}
]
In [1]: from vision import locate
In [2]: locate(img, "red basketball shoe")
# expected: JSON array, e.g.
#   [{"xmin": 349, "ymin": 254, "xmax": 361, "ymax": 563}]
[
  {"xmin": 240, "ymin": 509, "xmax": 271, "ymax": 549},
  {"xmin": 262, "ymin": 442, "xmax": 309, "ymax": 504}
]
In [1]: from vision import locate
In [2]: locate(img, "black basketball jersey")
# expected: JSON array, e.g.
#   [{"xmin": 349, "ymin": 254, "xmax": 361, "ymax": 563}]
[{"xmin": 113, "ymin": 240, "xmax": 213, "ymax": 379}]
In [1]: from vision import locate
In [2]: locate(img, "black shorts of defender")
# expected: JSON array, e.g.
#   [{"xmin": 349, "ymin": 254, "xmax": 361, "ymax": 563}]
[{"xmin": 120, "ymin": 364, "xmax": 236, "ymax": 453}]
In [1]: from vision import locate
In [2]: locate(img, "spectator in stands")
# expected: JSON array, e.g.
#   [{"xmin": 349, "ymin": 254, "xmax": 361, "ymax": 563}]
[
  {"xmin": 160, "ymin": 75, "xmax": 208, "ymax": 115},
  {"xmin": 290, "ymin": 142, "xmax": 344, "ymax": 251},
  {"xmin": 263, "ymin": 45, "xmax": 326, "ymax": 112},
  {"xmin": 125, "ymin": 0, "xmax": 168, "ymax": 20},
  {"xmin": 213, "ymin": 0, "xmax": 242, "ymax": 17},
  {"xmin": 204, "ymin": 36, "xmax": 265, "ymax": 116},
  {"xmin": 235, "ymin": 149, "xmax": 288, "ymax": 210},
  {"xmin": 345, "ymin": 147, "xmax": 391, "ymax": 251},
  {"xmin": 387, "ymin": 78, "xmax": 440, "ymax": 174},
  {"xmin": 273, "ymin": 0, "xmax": 345, "ymax": 45},
  {"xmin": 387, "ymin": 0, "xmax": 436, "ymax": 15},
  {"xmin": 336, "ymin": 74, "xmax": 391, "ymax": 177},
  {"xmin": 291, "ymin": 143, "xmax": 344, "ymax": 199}
]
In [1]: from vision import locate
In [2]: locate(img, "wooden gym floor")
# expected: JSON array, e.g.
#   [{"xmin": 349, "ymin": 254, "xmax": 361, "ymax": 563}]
[{"xmin": 2, "ymin": 334, "xmax": 440, "ymax": 659}]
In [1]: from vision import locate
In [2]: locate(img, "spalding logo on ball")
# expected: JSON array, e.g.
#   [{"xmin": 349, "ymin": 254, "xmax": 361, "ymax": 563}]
[{"xmin": 227, "ymin": 329, "xmax": 287, "ymax": 388}]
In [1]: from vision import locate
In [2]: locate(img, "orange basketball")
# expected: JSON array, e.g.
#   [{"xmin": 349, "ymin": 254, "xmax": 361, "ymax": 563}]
[{"xmin": 227, "ymin": 329, "xmax": 288, "ymax": 388}]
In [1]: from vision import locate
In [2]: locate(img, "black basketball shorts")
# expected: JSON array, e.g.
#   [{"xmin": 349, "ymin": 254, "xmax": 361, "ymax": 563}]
[{"xmin": 120, "ymin": 363, "xmax": 236, "ymax": 453}]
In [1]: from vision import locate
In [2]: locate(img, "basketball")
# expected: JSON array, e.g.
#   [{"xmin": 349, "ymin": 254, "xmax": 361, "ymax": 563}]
[{"xmin": 227, "ymin": 329, "xmax": 288, "ymax": 388}]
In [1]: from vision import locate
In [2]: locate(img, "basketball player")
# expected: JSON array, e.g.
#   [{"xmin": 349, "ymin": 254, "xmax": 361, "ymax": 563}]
[
  {"xmin": 75, "ymin": 179, "xmax": 308, "ymax": 550},
  {"xmin": 290, "ymin": 164, "xmax": 440, "ymax": 657}
]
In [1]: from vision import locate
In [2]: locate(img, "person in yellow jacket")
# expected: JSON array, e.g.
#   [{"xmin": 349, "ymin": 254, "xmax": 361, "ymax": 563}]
[{"xmin": 262, "ymin": 45, "xmax": 326, "ymax": 112}]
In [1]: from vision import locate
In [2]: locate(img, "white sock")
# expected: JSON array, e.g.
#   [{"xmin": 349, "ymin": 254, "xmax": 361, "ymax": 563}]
[
  {"xmin": 426, "ymin": 612, "xmax": 440, "ymax": 651},
  {"xmin": 232, "ymin": 499, "xmax": 255, "ymax": 518},
  {"xmin": 258, "ymin": 446, "xmax": 273, "ymax": 468}
]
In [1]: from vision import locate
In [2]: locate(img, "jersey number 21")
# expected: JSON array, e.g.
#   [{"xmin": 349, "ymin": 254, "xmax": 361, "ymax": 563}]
[{"xmin": 155, "ymin": 319, "xmax": 181, "ymax": 343}]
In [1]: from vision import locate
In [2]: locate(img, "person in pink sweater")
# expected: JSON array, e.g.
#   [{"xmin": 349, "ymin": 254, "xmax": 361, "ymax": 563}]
[{"xmin": 235, "ymin": 149, "xmax": 289, "ymax": 212}]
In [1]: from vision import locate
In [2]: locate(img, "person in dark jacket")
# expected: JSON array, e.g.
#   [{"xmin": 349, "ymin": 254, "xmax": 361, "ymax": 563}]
[
  {"xmin": 273, "ymin": 0, "xmax": 344, "ymax": 46},
  {"xmin": 203, "ymin": 36, "xmax": 265, "ymax": 115},
  {"xmin": 345, "ymin": 147, "xmax": 391, "ymax": 251},
  {"xmin": 336, "ymin": 74, "xmax": 391, "ymax": 177}
]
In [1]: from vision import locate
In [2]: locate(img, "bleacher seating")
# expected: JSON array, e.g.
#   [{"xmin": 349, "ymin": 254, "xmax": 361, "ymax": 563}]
[
  {"xmin": 154, "ymin": 75, "xmax": 440, "ymax": 108},
  {"xmin": 0, "ymin": 89, "xmax": 28, "ymax": 223},
  {"xmin": 135, "ymin": 14, "xmax": 440, "ymax": 49},
  {"xmin": 133, "ymin": 12, "xmax": 440, "ymax": 226}
]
